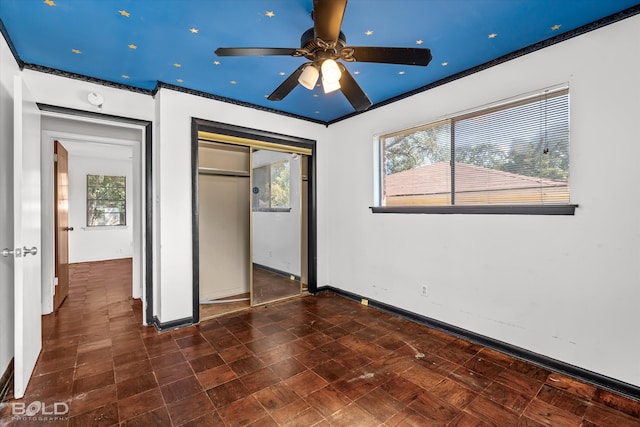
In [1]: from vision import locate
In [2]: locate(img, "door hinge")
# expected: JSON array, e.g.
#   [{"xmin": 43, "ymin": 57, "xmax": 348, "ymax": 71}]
[{"xmin": 53, "ymin": 153, "xmax": 58, "ymax": 162}]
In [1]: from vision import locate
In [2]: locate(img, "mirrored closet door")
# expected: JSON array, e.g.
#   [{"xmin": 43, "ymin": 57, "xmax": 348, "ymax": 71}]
[{"xmin": 251, "ymin": 149, "xmax": 303, "ymax": 305}]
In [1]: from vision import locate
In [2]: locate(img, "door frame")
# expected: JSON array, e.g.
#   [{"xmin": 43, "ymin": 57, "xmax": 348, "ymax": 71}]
[
  {"xmin": 190, "ymin": 118, "xmax": 317, "ymax": 324},
  {"xmin": 38, "ymin": 104, "xmax": 154, "ymax": 325}
]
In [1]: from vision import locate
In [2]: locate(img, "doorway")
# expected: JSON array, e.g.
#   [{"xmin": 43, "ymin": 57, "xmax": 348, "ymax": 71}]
[
  {"xmin": 39, "ymin": 106, "xmax": 153, "ymax": 324},
  {"xmin": 191, "ymin": 119, "xmax": 316, "ymax": 322}
]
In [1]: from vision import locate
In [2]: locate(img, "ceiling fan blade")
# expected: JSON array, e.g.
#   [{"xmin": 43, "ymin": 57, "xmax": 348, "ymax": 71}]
[
  {"xmin": 313, "ymin": 0, "xmax": 347, "ymax": 43},
  {"xmin": 338, "ymin": 64, "xmax": 372, "ymax": 112},
  {"xmin": 348, "ymin": 46, "xmax": 433, "ymax": 66},
  {"xmin": 215, "ymin": 47, "xmax": 298, "ymax": 57},
  {"xmin": 267, "ymin": 63, "xmax": 309, "ymax": 101}
]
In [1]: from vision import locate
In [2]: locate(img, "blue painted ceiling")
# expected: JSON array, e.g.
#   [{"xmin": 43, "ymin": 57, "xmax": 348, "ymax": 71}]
[{"xmin": 0, "ymin": 0, "xmax": 638, "ymax": 123}]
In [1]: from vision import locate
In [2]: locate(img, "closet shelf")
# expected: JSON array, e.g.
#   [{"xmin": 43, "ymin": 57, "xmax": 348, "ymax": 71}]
[{"xmin": 198, "ymin": 167, "xmax": 249, "ymax": 177}]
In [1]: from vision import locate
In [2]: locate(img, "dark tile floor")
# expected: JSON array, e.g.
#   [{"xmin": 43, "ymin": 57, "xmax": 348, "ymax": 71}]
[{"xmin": 2, "ymin": 258, "xmax": 640, "ymax": 426}]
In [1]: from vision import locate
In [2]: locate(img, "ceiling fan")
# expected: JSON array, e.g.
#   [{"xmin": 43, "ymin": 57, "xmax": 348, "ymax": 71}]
[{"xmin": 215, "ymin": 0, "xmax": 433, "ymax": 112}]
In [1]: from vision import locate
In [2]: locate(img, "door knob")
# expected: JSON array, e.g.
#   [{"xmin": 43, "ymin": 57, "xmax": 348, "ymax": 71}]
[
  {"xmin": 2, "ymin": 247, "xmax": 21, "ymax": 257},
  {"xmin": 23, "ymin": 246, "xmax": 38, "ymax": 256},
  {"xmin": 64, "ymin": 226, "xmax": 74, "ymax": 231}
]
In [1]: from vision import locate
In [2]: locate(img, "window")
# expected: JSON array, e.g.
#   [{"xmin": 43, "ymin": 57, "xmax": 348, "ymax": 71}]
[
  {"xmin": 252, "ymin": 161, "xmax": 290, "ymax": 211},
  {"xmin": 87, "ymin": 175, "xmax": 126, "ymax": 226},
  {"xmin": 379, "ymin": 87, "xmax": 571, "ymax": 212}
]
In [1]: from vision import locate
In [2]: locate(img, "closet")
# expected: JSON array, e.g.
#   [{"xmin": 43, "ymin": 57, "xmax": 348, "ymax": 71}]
[{"xmin": 197, "ymin": 134, "xmax": 311, "ymax": 320}]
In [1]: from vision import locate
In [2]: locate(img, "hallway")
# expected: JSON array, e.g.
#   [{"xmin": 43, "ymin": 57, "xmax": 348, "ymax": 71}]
[{"xmin": 1, "ymin": 259, "xmax": 640, "ymax": 426}]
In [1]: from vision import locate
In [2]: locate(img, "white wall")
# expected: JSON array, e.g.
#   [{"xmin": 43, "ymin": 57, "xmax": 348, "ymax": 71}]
[
  {"xmin": 252, "ymin": 150, "xmax": 302, "ymax": 276},
  {"xmin": 65, "ymin": 143, "xmax": 134, "ymax": 263},
  {"xmin": 155, "ymin": 89, "xmax": 325, "ymax": 322},
  {"xmin": 322, "ymin": 15, "xmax": 640, "ymax": 387},
  {"xmin": 0, "ymin": 24, "xmax": 20, "ymax": 380}
]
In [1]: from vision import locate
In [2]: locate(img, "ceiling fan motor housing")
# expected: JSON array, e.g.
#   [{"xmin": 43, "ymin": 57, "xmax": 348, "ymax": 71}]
[{"xmin": 300, "ymin": 27, "xmax": 346, "ymax": 61}]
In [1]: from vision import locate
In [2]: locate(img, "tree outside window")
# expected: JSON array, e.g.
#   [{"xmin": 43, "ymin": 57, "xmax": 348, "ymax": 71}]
[
  {"xmin": 381, "ymin": 88, "xmax": 569, "ymax": 206},
  {"xmin": 252, "ymin": 161, "xmax": 290, "ymax": 211},
  {"xmin": 87, "ymin": 175, "xmax": 126, "ymax": 226}
]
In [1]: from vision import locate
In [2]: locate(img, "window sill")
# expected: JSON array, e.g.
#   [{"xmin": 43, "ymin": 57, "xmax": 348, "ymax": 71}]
[
  {"xmin": 82, "ymin": 225, "xmax": 129, "ymax": 231},
  {"xmin": 370, "ymin": 204, "xmax": 578, "ymax": 215}
]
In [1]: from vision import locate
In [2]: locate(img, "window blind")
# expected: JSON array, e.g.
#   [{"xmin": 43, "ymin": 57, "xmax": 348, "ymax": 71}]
[{"xmin": 453, "ymin": 89, "xmax": 569, "ymax": 205}]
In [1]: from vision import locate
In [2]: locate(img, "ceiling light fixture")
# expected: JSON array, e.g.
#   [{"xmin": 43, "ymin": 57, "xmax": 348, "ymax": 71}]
[
  {"xmin": 299, "ymin": 59, "xmax": 342, "ymax": 94},
  {"xmin": 298, "ymin": 64, "xmax": 319, "ymax": 90},
  {"xmin": 321, "ymin": 59, "xmax": 341, "ymax": 93},
  {"xmin": 322, "ymin": 76, "xmax": 341, "ymax": 94}
]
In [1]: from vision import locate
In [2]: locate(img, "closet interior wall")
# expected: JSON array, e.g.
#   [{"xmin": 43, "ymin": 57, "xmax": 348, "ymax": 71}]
[{"xmin": 198, "ymin": 142, "xmax": 251, "ymax": 307}]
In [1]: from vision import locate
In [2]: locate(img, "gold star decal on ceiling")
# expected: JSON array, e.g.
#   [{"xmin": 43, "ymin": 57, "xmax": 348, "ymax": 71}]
[
  {"xmin": 313, "ymin": 94, "xmax": 319, "ymax": 97},
  {"xmin": 265, "ymin": 11, "xmax": 275, "ymax": 18},
  {"xmin": 488, "ymin": 33, "xmax": 497, "ymax": 39},
  {"xmin": 398, "ymin": 71, "xmax": 405, "ymax": 75},
  {"xmin": 44, "ymin": 0, "xmax": 56, "ymax": 6},
  {"xmin": 213, "ymin": 61, "xmax": 220, "ymax": 65},
  {"xmin": 177, "ymin": 79, "xmax": 184, "ymax": 83},
  {"xmin": 441, "ymin": 62, "xmax": 448, "ymax": 66},
  {"xmin": 353, "ymin": 71, "xmax": 360, "ymax": 75},
  {"xmin": 230, "ymin": 81, "xmax": 237, "ymax": 85},
  {"xmin": 365, "ymin": 30, "xmax": 374, "ymax": 36},
  {"xmin": 173, "ymin": 63, "xmax": 181, "ymax": 68},
  {"xmin": 551, "ymin": 24, "xmax": 561, "ymax": 31},
  {"xmin": 416, "ymin": 40, "xmax": 424, "ymax": 45},
  {"xmin": 128, "ymin": 44, "xmax": 137, "ymax": 49},
  {"xmin": 119, "ymin": 10, "xmax": 130, "ymax": 17},
  {"xmin": 71, "ymin": 49, "xmax": 81, "ymax": 54},
  {"xmin": 122, "ymin": 75, "xmax": 129, "ymax": 79},
  {"xmin": 279, "ymin": 72, "xmax": 285, "ymax": 76},
  {"xmin": 190, "ymin": 28, "xmax": 199, "ymax": 34}
]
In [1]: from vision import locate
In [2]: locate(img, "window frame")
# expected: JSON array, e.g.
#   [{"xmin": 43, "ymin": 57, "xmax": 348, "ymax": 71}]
[
  {"xmin": 373, "ymin": 86, "xmax": 577, "ymax": 215},
  {"xmin": 86, "ymin": 174, "xmax": 127, "ymax": 227}
]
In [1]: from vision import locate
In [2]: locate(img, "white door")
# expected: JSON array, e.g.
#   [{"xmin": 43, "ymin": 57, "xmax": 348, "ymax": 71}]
[{"xmin": 12, "ymin": 76, "xmax": 42, "ymax": 398}]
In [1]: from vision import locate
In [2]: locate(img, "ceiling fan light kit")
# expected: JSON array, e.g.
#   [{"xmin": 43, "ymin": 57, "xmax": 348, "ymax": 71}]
[
  {"xmin": 298, "ymin": 64, "xmax": 319, "ymax": 90},
  {"xmin": 215, "ymin": 0, "xmax": 432, "ymax": 112},
  {"xmin": 322, "ymin": 75, "xmax": 341, "ymax": 94},
  {"xmin": 320, "ymin": 58, "xmax": 342, "ymax": 92}
]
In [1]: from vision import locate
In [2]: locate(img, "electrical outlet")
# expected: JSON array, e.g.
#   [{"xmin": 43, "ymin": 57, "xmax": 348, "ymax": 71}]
[{"xmin": 421, "ymin": 284, "xmax": 428, "ymax": 297}]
